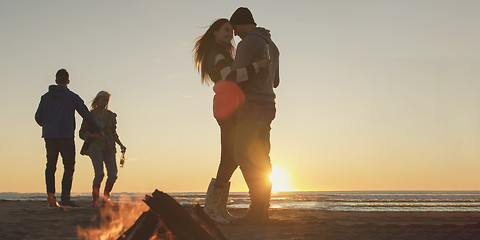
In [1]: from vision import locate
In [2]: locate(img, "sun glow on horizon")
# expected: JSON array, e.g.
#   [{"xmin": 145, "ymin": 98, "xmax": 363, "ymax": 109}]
[{"xmin": 269, "ymin": 167, "xmax": 293, "ymax": 192}]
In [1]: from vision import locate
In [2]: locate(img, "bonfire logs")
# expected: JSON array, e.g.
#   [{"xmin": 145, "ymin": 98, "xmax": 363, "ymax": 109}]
[
  {"xmin": 117, "ymin": 211, "xmax": 159, "ymax": 240},
  {"xmin": 117, "ymin": 189, "xmax": 227, "ymax": 240}
]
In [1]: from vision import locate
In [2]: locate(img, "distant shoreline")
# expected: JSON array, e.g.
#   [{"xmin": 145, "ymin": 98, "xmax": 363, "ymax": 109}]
[{"xmin": 2, "ymin": 191, "xmax": 480, "ymax": 212}]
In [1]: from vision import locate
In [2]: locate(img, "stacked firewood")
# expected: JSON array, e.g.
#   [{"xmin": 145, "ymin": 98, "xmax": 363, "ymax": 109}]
[{"xmin": 117, "ymin": 190, "xmax": 228, "ymax": 240}]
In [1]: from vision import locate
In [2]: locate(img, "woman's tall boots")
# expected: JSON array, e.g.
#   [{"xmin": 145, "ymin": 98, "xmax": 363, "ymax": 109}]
[
  {"xmin": 204, "ymin": 178, "xmax": 235, "ymax": 223},
  {"xmin": 102, "ymin": 181, "xmax": 114, "ymax": 206},
  {"xmin": 218, "ymin": 181, "xmax": 236, "ymax": 221}
]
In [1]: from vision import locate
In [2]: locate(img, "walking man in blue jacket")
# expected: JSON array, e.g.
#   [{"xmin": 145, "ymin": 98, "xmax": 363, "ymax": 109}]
[{"xmin": 35, "ymin": 69, "xmax": 103, "ymax": 207}]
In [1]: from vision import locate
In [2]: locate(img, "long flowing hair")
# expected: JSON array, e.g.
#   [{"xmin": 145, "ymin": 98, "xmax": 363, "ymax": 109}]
[
  {"xmin": 91, "ymin": 91, "xmax": 111, "ymax": 110},
  {"xmin": 193, "ymin": 18, "xmax": 235, "ymax": 85}
]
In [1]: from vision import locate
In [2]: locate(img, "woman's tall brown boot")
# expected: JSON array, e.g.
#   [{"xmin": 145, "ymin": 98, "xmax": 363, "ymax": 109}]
[{"xmin": 102, "ymin": 181, "xmax": 115, "ymax": 206}]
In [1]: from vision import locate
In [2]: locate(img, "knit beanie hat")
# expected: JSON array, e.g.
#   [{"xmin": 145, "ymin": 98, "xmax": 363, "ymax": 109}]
[{"xmin": 230, "ymin": 7, "xmax": 256, "ymax": 25}]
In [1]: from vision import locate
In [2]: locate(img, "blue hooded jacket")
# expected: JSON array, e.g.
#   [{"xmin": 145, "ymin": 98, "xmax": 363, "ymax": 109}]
[{"xmin": 35, "ymin": 85, "xmax": 102, "ymax": 138}]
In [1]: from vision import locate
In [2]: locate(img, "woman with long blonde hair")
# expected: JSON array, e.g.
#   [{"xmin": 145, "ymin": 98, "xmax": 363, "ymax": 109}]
[{"xmin": 79, "ymin": 91, "xmax": 126, "ymax": 207}]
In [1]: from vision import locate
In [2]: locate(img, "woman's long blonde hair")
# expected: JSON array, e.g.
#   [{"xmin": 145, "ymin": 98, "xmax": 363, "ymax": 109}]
[{"xmin": 91, "ymin": 91, "xmax": 111, "ymax": 110}]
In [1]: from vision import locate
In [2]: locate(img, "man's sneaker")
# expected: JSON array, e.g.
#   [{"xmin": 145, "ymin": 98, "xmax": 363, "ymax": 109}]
[
  {"xmin": 60, "ymin": 200, "xmax": 80, "ymax": 208},
  {"xmin": 47, "ymin": 194, "xmax": 60, "ymax": 208},
  {"xmin": 47, "ymin": 199, "xmax": 60, "ymax": 208}
]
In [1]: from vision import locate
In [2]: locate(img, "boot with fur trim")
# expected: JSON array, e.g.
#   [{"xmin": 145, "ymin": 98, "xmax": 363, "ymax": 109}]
[{"xmin": 204, "ymin": 178, "xmax": 231, "ymax": 223}]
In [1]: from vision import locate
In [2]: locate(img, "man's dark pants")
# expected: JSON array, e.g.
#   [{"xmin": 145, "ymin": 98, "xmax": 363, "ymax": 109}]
[
  {"xmin": 234, "ymin": 101, "xmax": 276, "ymax": 210},
  {"xmin": 44, "ymin": 138, "xmax": 75, "ymax": 202}
]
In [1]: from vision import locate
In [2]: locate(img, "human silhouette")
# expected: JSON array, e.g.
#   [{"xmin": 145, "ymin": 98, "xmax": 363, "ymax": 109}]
[
  {"xmin": 79, "ymin": 91, "xmax": 126, "ymax": 207},
  {"xmin": 230, "ymin": 7, "xmax": 280, "ymax": 223},
  {"xmin": 35, "ymin": 68, "xmax": 103, "ymax": 207},
  {"xmin": 193, "ymin": 18, "xmax": 270, "ymax": 223}
]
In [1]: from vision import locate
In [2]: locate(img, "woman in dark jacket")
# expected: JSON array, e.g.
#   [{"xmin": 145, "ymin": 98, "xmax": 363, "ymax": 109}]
[{"xmin": 79, "ymin": 91, "xmax": 126, "ymax": 207}]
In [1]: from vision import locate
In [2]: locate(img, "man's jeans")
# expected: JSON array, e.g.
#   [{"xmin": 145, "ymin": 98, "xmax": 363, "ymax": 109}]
[
  {"xmin": 234, "ymin": 101, "xmax": 276, "ymax": 205},
  {"xmin": 44, "ymin": 138, "xmax": 75, "ymax": 202}
]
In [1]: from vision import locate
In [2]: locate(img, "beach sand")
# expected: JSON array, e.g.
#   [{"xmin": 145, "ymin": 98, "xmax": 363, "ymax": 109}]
[{"xmin": 1, "ymin": 199, "xmax": 480, "ymax": 240}]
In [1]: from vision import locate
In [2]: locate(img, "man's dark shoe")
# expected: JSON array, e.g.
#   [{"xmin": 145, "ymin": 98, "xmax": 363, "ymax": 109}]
[
  {"xmin": 47, "ymin": 193, "xmax": 60, "ymax": 208},
  {"xmin": 60, "ymin": 200, "xmax": 80, "ymax": 208},
  {"xmin": 235, "ymin": 205, "xmax": 269, "ymax": 224}
]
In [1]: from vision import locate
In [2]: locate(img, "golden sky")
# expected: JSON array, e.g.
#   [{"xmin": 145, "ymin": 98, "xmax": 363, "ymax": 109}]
[{"xmin": 1, "ymin": 0, "xmax": 480, "ymax": 193}]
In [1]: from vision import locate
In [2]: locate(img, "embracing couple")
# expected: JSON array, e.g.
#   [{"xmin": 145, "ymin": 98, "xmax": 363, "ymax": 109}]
[{"xmin": 193, "ymin": 7, "xmax": 280, "ymax": 223}]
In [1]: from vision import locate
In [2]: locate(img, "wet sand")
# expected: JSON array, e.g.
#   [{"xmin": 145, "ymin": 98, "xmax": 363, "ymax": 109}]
[{"xmin": 1, "ymin": 199, "xmax": 480, "ymax": 239}]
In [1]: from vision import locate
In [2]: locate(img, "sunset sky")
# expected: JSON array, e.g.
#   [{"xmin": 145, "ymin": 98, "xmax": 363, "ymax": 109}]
[{"xmin": 1, "ymin": 0, "xmax": 479, "ymax": 193}]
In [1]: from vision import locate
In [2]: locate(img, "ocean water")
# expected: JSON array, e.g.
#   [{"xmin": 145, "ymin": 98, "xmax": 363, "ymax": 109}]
[{"xmin": 1, "ymin": 191, "xmax": 480, "ymax": 212}]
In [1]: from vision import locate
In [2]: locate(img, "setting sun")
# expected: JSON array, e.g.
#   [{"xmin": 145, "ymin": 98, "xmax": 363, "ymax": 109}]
[{"xmin": 269, "ymin": 167, "xmax": 292, "ymax": 192}]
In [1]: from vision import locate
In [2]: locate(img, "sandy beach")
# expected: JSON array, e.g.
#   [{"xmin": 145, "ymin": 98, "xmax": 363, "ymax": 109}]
[{"xmin": 1, "ymin": 199, "xmax": 480, "ymax": 240}]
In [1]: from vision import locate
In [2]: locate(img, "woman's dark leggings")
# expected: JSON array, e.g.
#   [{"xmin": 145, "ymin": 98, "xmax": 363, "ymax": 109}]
[{"xmin": 215, "ymin": 112, "xmax": 239, "ymax": 184}]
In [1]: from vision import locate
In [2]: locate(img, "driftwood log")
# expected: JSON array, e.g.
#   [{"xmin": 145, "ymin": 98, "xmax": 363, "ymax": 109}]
[{"xmin": 117, "ymin": 189, "xmax": 228, "ymax": 240}]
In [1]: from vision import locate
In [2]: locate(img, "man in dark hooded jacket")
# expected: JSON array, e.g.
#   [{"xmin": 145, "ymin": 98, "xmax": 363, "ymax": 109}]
[
  {"xmin": 35, "ymin": 68, "xmax": 102, "ymax": 207},
  {"xmin": 230, "ymin": 7, "xmax": 280, "ymax": 223}
]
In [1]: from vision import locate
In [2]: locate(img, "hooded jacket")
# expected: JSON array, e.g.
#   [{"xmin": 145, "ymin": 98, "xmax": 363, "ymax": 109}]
[
  {"xmin": 35, "ymin": 85, "xmax": 101, "ymax": 138},
  {"xmin": 231, "ymin": 27, "xmax": 280, "ymax": 103}
]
